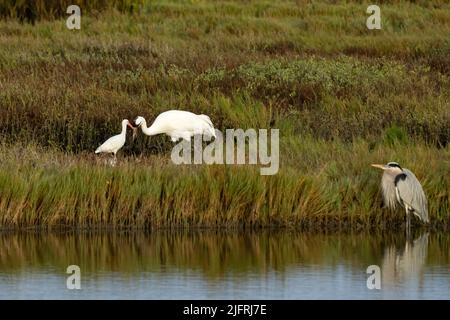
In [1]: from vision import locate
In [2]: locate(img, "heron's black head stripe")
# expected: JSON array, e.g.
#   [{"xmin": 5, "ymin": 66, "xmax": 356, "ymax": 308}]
[
  {"xmin": 394, "ymin": 173, "xmax": 407, "ymax": 186},
  {"xmin": 387, "ymin": 162, "xmax": 403, "ymax": 170}
]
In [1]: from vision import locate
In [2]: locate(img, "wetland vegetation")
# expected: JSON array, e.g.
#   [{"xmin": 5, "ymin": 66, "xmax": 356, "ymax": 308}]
[{"xmin": 0, "ymin": 0, "xmax": 448, "ymax": 230}]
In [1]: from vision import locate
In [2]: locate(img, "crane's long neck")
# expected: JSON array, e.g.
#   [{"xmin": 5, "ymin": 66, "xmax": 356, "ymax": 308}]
[
  {"xmin": 121, "ymin": 122, "xmax": 128, "ymax": 137},
  {"xmin": 140, "ymin": 120, "xmax": 160, "ymax": 136}
]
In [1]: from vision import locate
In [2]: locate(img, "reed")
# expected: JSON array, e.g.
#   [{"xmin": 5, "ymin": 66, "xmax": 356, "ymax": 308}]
[{"xmin": 0, "ymin": 142, "xmax": 448, "ymax": 230}]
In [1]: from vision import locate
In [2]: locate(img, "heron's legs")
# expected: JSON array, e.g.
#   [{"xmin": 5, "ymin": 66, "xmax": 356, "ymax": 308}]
[{"xmin": 405, "ymin": 206, "xmax": 411, "ymax": 240}]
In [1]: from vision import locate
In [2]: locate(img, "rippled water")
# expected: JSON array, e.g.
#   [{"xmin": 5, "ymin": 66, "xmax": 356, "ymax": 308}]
[{"xmin": 0, "ymin": 230, "xmax": 449, "ymax": 299}]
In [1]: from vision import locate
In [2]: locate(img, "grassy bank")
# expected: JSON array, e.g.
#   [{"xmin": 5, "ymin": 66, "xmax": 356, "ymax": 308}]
[
  {"xmin": 0, "ymin": 1, "xmax": 449, "ymax": 229},
  {"xmin": 0, "ymin": 143, "xmax": 448, "ymax": 230}
]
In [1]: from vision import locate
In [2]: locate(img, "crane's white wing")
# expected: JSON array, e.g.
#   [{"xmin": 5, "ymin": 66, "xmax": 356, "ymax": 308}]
[{"xmin": 396, "ymin": 169, "xmax": 428, "ymax": 222}]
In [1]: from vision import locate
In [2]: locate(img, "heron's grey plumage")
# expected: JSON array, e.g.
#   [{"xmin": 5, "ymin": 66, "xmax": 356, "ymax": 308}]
[
  {"xmin": 379, "ymin": 165, "xmax": 428, "ymax": 223},
  {"xmin": 395, "ymin": 169, "xmax": 428, "ymax": 223},
  {"xmin": 381, "ymin": 170, "xmax": 398, "ymax": 210}
]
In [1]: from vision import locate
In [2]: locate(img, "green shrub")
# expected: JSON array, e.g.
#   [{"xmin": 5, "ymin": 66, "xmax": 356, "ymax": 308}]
[{"xmin": 383, "ymin": 125, "xmax": 409, "ymax": 147}]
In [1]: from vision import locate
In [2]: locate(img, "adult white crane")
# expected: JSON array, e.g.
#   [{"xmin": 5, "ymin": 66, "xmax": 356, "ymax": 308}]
[
  {"xmin": 134, "ymin": 110, "xmax": 216, "ymax": 142},
  {"xmin": 95, "ymin": 119, "xmax": 135, "ymax": 165}
]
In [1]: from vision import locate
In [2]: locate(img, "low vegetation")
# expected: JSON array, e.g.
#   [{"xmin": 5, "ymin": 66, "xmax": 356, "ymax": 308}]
[{"xmin": 0, "ymin": 1, "xmax": 448, "ymax": 229}]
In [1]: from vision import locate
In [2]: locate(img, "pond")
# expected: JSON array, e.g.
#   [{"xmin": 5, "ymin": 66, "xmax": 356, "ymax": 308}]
[{"xmin": 0, "ymin": 230, "xmax": 449, "ymax": 299}]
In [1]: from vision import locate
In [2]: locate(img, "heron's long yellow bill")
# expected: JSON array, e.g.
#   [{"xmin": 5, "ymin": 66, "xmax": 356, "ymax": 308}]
[{"xmin": 371, "ymin": 164, "xmax": 386, "ymax": 170}]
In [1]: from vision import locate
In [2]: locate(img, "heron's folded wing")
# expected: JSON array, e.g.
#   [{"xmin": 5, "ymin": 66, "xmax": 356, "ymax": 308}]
[{"xmin": 396, "ymin": 169, "xmax": 428, "ymax": 222}]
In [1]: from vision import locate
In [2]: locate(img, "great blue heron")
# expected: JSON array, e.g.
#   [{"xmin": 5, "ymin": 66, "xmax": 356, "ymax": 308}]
[{"xmin": 371, "ymin": 162, "xmax": 428, "ymax": 233}]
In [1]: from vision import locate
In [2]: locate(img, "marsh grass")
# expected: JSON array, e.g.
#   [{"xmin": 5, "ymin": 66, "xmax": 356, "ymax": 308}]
[
  {"xmin": 0, "ymin": 142, "xmax": 448, "ymax": 230},
  {"xmin": 0, "ymin": 1, "xmax": 449, "ymax": 229},
  {"xmin": 0, "ymin": 0, "xmax": 143, "ymax": 22}
]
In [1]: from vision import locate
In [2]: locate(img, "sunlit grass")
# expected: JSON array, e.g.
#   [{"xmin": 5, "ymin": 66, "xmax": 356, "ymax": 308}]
[{"xmin": 0, "ymin": 142, "xmax": 448, "ymax": 230}]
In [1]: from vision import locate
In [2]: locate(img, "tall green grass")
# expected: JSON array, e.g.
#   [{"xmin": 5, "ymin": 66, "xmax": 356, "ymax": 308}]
[{"xmin": 0, "ymin": 142, "xmax": 448, "ymax": 230}]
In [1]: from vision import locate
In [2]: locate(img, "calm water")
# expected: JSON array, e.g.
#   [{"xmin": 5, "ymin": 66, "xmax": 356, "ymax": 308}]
[{"xmin": 0, "ymin": 230, "xmax": 449, "ymax": 299}]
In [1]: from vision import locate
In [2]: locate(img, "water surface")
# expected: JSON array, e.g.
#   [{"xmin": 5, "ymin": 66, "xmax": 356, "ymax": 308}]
[{"xmin": 0, "ymin": 230, "xmax": 449, "ymax": 299}]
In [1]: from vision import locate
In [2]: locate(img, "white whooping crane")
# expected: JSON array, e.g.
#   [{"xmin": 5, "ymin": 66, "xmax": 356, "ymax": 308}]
[
  {"xmin": 134, "ymin": 110, "xmax": 216, "ymax": 142},
  {"xmin": 95, "ymin": 119, "xmax": 135, "ymax": 165}
]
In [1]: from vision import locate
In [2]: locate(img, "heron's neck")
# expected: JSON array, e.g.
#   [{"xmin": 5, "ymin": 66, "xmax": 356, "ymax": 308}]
[
  {"xmin": 381, "ymin": 171, "xmax": 398, "ymax": 209},
  {"xmin": 140, "ymin": 120, "xmax": 159, "ymax": 136}
]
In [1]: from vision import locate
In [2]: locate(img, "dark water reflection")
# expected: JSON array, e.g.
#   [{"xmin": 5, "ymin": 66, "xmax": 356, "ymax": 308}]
[{"xmin": 0, "ymin": 230, "xmax": 449, "ymax": 299}]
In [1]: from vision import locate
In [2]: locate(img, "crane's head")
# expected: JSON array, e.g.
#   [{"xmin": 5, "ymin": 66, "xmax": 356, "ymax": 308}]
[
  {"xmin": 121, "ymin": 119, "xmax": 137, "ymax": 140},
  {"xmin": 122, "ymin": 119, "xmax": 135, "ymax": 129},
  {"xmin": 371, "ymin": 162, "xmax": 403, "ymax": 174},
  {"xmin": 134, "ymin": 116, "xmax": 145, "ymax": 127}
]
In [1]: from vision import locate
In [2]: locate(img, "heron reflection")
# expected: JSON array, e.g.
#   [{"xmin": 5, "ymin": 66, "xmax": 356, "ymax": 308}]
[{"xmin": 381, "ymin": 232, "xmax": 429, "ymax": 288}]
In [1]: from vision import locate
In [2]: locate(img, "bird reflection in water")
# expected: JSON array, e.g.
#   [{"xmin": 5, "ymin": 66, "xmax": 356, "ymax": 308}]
[{"xmin": 381, "ymin": 232, "xmax": 429, "ymax": 289}]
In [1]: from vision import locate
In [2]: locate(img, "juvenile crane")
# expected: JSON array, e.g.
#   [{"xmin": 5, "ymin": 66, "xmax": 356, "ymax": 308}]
[
  {"xmin": 95, "ymin": 119, "xmax": 135, "ymax": 165},
  {"xmin": 371, "ymin": 162, "xmax": 428, "ymax": 234}
]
